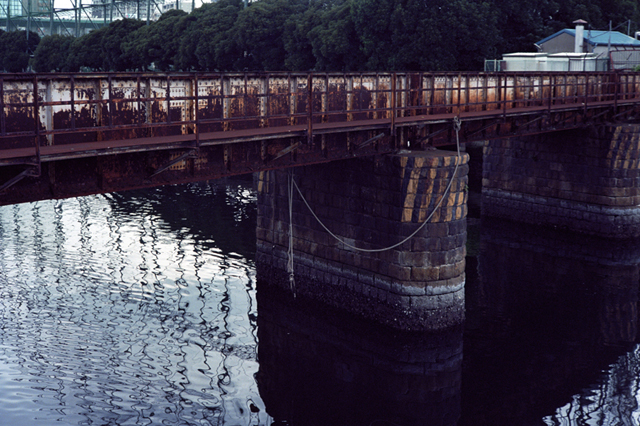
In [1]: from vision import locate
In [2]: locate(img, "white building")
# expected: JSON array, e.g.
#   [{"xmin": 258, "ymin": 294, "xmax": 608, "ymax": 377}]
[{"xmin": 488, "ymin": 20, "xmax": 640, "ymax": 72}]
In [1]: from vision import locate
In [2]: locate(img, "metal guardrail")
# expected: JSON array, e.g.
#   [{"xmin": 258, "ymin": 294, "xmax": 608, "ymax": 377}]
[{"xmin": 1, "ymin": 71, "xmax": 640, "ymax": 155}]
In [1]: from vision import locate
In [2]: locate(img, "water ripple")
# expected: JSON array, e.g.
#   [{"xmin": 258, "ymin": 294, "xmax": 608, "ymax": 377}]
[{"xmin": 0, "ymin": 181, "xmax": 265, "ymax": 425}]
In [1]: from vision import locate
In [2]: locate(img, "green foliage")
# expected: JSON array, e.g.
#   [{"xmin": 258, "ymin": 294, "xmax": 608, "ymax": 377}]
[
  {"xmin": 185, "ymin": 0, "xmax": 244, "ymax": 71},
  {"xmin": 67, "ymin": 18, "xmax": 145, "ymax": 71},
  {"xmin": 0, "ymin": 31, "xmax": 40, "ymax": 72},
  {"xmin": 124, "ymin": 10, "xmax": 188, "ymax": 71},
  {"xmin": 32, "ymin": 35, "xmax": 75, "ymax": 72},
  {"xmin": 101, "ymin": 19, "xmax": 146, "ymax": 70},
  {"xmin": 308, "ymin": 1, "xmax": 365, "ymax": 71},
  {"xmin": 282, "ymin": 3, "xmax": 320, "ymax": 71},
  {"xmin": 232, "ymin": 0, "xmax": 298, "ymax": 71},
  {"xmin": 8, "ymin": 0, "xmax": 640, "ymax": 73}
]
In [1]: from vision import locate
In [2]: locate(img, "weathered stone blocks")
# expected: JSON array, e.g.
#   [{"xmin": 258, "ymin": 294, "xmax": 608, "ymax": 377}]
[
  {"xmin": 483, "ymin": 124, "xmax": 640, "ymax": 238},
  {"xmin": 256, "ymin": 150, "xmax": 469, "ymax": 330}
]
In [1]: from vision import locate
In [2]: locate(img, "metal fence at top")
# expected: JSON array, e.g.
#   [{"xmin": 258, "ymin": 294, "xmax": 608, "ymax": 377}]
[
  {"xmin": 610, "ymin": 49, "xmax": 640, "ymax": 71},
  {"xmin": 0, "ymin": 0, "xmax": 171, "ymax": 37}
]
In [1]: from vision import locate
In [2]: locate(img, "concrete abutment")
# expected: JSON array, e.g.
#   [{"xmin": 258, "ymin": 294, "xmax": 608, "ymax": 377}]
[
  {"xmin": 482, "ymin": 123, "xmax": 640, "ymax": 238},
  {"xmin": 255, "ymin": 150, "xmax": 469, "ymax": 331}
]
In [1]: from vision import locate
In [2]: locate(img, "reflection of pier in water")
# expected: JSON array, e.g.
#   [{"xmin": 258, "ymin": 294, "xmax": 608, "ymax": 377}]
[
  {"xmin": 462, "ymin": 217, "xmax": 640, "ymax": 424},
  {"xmin": 255, "ymin": 284, "xmax": 462, "ymax": 426}
]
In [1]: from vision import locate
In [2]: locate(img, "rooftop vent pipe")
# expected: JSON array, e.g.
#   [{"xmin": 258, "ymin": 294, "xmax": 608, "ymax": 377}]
[{"xmin": 574, "ymin": 19, "xmax": 588, "ymax": 53}]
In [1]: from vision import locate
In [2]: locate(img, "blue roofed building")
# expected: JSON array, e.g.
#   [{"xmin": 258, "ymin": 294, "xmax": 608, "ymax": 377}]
[
  {"xmin": 489, "ymin": 19, "xmax": 640, "ymax": 71},
  {"xmin": 536, "ymin": 19, "xmax": 640, "ymax": 70}
]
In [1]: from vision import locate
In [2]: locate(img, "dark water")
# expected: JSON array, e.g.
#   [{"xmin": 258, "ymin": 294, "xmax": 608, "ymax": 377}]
[{"xmin": 0, "ymin": 179, "xmax": 639, "ymax": 425}]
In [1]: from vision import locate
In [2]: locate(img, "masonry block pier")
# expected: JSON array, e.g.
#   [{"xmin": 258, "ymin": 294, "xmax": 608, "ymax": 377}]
[
  {"xmin": 255, "ymin": 150, "xmax": 469, "ymax": 330},
  {"xmin": 483, "ymin": 124, "xmax": 640, "ymax": 238}
]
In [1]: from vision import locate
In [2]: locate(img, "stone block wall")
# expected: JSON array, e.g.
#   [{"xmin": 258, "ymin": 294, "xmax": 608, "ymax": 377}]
[
  {"xmin": 256, "ymin": 150, "xmax": 469, "ymax": 330},
  {"xmin": 483, "ymin": 124, "xmax": 640, "ymax": 238}
]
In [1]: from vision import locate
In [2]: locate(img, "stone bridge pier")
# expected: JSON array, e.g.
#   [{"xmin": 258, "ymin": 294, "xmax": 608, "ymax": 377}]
[
  {"xmin": 483, "ymin": 123, "xmax": 640, "ymax": 238},
  {"xmin": 255, "ymin": 150, "xmax": 469, "ymax": 331}
]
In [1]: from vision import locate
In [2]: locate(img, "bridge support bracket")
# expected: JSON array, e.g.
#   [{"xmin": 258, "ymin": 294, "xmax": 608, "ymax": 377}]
[
  {"xmin": 355, "ymin": 132, "xmax": 385, "ymax": 150},
  {"xmin": 150, "ymin": 149, "xmax": 198, "ymax": 178},
  {"xmin": 466, "ymin": 119, "xmax": 501, "ymax": 139},
  {"xmin": 272, "ymin": 142, "xmax": 301, "ymax": 162},
  {"xmin": 0, "ymin": 165, "xmax": 40, "ymax": 193},
  {"xmin": 613, "ymin": 107, "xmax": 636, "ymax": 122}
]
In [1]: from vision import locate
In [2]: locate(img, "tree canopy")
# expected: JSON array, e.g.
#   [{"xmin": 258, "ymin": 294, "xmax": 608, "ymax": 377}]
[
  {"xmin": 13, "ymin": 0, "xmax": 640, "ymax": 73},
  {"xmin": 0, "ymin": 30, "xmax": 40, "ymax": 72}
]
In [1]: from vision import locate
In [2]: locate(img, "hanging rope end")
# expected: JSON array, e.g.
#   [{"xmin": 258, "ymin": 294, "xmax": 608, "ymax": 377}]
[{"xmin": 453, "ymin": 116, "xmax": 462, "ymax": 133}]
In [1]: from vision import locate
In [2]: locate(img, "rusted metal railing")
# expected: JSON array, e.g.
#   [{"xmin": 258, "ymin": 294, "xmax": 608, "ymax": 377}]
[{"xmin": 0, "ymin": 71, "xmax": 639, "ymax": 156}]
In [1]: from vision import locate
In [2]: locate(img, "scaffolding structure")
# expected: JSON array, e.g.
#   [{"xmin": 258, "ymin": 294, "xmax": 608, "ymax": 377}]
[{"xmin": 0, "ymin": 0, "xmax": 171, "ymax": 37}]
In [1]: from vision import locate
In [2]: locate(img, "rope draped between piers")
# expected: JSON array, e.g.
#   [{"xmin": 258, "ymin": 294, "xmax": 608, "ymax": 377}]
[
  {"xmin": 285, "ymin": 117, "xmax": 464, "ymax": 290},
  {"xmin": 287, "ymin": 170, "xmax": 296, "ymax": 297}
]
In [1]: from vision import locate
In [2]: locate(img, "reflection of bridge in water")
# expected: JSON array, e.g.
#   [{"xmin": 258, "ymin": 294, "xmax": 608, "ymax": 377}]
[{"xmin": 463, "ymin": 217, "xmax": 640, "ymax": 424}]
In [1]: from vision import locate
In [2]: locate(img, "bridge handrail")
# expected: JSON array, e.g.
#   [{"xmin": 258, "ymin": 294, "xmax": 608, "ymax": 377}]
[{"xmin": 0, "ymin": 71, "xmax": 639, "ymax": 157}]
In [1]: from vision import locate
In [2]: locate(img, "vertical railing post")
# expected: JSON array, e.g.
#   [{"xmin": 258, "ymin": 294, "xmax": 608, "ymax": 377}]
[
  {"xmin": 430, "ymin": 74, "xmax": 435, "ymax": 115},
  {"xmin": 372, "ymin": 74, "xmax": 379, "ymax": 119},
  {"xmin": 481, "ymin": 73, "xmax": 487, "ymax": 111},
  {"xmin": 166, "ymin": 75, "xmax": 172, "ymax": 124},
  {"xmin": 136, "ymin": 75, "xmax": 142, "ymax": 128},
  {"xmin": 391, "ymin": 73, "xmax": 396, "ymax": 137},
  {"xmin": 243, "ymin": 73, "xmax": 248, "ymax": 117},
  {"xmin": 33, "ymin": 76, "xmax": 40, "ymax": 168},
  {"xmin": 584, "ymin": 74, "xmax": 589, "ymax": 116},
  {"xmin": 70, "ymin": 75, "xmax": 76, "ymax": 130},
  {"xmin": 44, "ymin": 78, "xmax": 53, "ymax": 145},
  {"xmin": 194, "ymin": 74, "xmax": 200, "ymax": 149},
  {"xmin": 501, "ymin": 74, "xmax": 507, "ymax": 120},
  {"xmin": 307, "ymin": 73, "xmax": 313, "ymax": 144},
  {"xmin": 0, "ymin": 76, "xmax": 4, "ymax": 137},
  {"xmin": 511, "ymin": 73, "xmax": 517, "ymax": 110},
  {"xmin": 145, "ymin": 76, "xmax": 152, "ymax": 134},
  {"xmin": 288, "ymin": 73, "xmax": 297, "ymax": 126},
  {"xmin": 346, "ymin": 74, "xmax": 353, "ymax": 121},
  {"xmin": 322, "ymin": 74, "xmax": 328, "ymax": 123},
  {"xmin": 222, "ymin": 74, "xmax": 231, "ymax": 131},
  {"xmin": 260, "ymin": 74, "xmax": 268, "ymax": 128},
  {"xmin": 496, "ymin": 73, "xmax": 501, "ymax": 113},
  {"xmin": 456, "ymin": 72, "xmax": 462, "ymax": 115},
  {"xmin": 465, "ymin": 74, "xmax": 470, "ymax": 113},
  {"xmin": 548, "ymin": 75, "xmax": 553, "ymax": 114},
  {"xmin": 108, "ymin": 75, "xmax": 114, "ymax": 129},
  {"xmin": 614, "ymin": 73, "xmax": 619, "ymax": 115}
]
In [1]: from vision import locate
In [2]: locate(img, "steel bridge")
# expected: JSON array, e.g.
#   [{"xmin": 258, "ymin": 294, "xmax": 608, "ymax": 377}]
[{"xmin": 0, "ymin": 71, "xmax": 639, "ymax": 205}]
